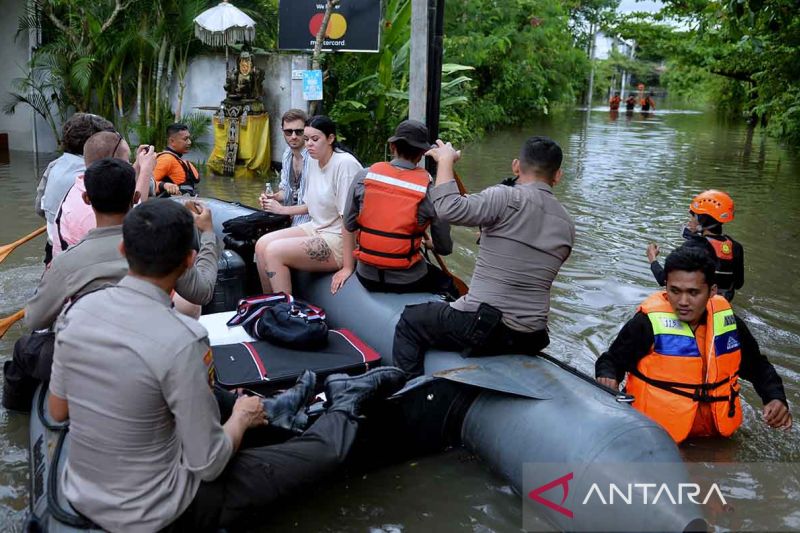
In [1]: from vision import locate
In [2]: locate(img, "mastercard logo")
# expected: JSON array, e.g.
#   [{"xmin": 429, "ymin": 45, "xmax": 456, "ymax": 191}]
[{"xmin": 309, "ymin": 12, "xmax": 347, "ymax": 39}]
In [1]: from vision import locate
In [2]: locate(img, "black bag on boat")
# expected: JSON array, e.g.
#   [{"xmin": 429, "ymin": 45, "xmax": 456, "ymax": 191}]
[
  {"xmin": 255, "ymin": 301, "xmax": 329, "ymax": 350},
  {"xmin": 227, "ymin": 293, "xmax": 329, "ymax": 350},
  {"xmin": 211, "ymin": 331, "xmax": 381, "ymax": 394},
  {"xmin": 222, "ymin": 210, "xmax": 290, "ymax": 242}
]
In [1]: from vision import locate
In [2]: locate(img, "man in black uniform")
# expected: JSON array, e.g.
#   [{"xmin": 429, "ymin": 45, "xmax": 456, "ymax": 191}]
[{"xmin": 648, "ymin": 189, "xmax": 744, "ymax": 301}]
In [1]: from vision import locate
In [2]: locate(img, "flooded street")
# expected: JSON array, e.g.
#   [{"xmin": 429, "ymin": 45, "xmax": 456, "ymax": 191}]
[{"xmin": 1, "ymin": 107, "xmax": 798, "ymax": 530}]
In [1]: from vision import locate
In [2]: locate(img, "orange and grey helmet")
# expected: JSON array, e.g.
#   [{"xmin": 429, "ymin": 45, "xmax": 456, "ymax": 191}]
[{"xmin": 689, "ymin": 190, "xmax": 734, "ymax": 223}]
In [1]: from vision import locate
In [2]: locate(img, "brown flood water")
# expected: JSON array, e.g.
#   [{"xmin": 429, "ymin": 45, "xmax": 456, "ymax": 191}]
[{"xmin": 0, "ymin": 107, "xmax": 798, "ymax": 531}]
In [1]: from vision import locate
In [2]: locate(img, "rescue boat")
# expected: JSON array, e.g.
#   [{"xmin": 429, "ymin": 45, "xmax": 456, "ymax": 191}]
[{"xmin": 26, "ymin": 197, "xmax": 707, "ymax": 532}]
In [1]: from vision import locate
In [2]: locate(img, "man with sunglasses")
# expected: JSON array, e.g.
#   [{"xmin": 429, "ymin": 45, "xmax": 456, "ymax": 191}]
[
  {"xmin": 259, "ymin": 109, "xmax": 311, "ymax": 226},
  {"xmin": 52, "ymin": 131, "xmax": 157, "ymax": 256}
]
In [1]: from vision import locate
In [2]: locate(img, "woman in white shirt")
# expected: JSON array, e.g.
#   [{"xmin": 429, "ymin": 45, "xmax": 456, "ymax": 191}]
[{"xmin": 255, "ymin": 115, "xmax": 363, "ymax": 294}]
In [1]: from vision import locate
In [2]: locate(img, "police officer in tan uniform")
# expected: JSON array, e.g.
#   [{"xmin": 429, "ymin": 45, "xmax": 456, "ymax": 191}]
[
  {"xmin": 3, "ymin": 158, "xmax": 219, "ymax": 412},
  {"xmin": 48, "ymin": 199, "xmax": 406, "ymax": 531}
]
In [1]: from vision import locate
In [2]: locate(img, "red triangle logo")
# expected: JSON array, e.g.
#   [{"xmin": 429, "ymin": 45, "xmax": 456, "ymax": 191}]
[{"xmin": 528, "ymin": 472, "xmax": 574, "ymax": 519}]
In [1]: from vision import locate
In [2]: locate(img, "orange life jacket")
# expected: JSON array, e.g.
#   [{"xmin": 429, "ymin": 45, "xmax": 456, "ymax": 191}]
[
  {"xmin": 354, "ymin": 162, "xmax": 431, "ymax": 269},
  {"xmin": 155, "ymin": 151, "xmax": 199, "ymax": 190},
  {"xmin": 626, "ymin": 292, "xmax": 742, "ymax": 443}
]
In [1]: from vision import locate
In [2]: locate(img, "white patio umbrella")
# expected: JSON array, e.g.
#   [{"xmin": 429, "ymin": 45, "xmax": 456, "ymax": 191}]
[{"xmin": 194, "ymin": 0, "xmax": 256, "ymax": 63}]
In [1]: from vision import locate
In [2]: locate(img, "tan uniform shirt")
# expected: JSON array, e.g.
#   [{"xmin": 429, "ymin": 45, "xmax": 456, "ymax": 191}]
[
  {"xmin": 431, "ymin": 180, "xmax": 575, "ymax": 332},
  {"xmin": 25, "ymin": 225, "xmax": 220, "ymax": 330},
  {"xmin": 49, "ymin": 276, "xmax": 232, "ymax": 532}
]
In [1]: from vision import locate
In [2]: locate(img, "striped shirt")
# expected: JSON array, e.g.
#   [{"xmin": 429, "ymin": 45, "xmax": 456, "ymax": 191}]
[{"xmin": 279, "ymin": 147, "xmax": 311, "ymax": 226}]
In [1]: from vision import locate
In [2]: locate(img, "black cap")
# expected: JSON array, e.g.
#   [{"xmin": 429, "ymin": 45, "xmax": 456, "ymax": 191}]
[{"xmin": 387, "ymin": 120, "xmax": 431, "ymax": 151}]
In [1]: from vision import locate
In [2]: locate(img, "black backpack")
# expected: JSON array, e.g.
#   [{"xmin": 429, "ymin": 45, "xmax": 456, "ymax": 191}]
[{"xmin": 222, "ymin": 211, "xmax": 291, "ymax": 242}]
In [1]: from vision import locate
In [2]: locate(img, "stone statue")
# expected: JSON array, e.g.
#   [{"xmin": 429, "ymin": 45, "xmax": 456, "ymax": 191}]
[{"xmin": 224, "ymin": 51, "xmax": 265, "ymax": 102}]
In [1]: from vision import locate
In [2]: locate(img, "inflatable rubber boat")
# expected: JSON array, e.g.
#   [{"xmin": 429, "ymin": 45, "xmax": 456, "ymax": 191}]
[{"xmin": 27, "ymin": 197, "xmax": 707, "ymax": 532}]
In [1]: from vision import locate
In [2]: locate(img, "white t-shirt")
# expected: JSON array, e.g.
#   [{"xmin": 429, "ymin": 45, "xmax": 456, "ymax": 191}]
[{"xmin": 304, "ymin": 150, "xmax": 362, "ymax": 234}]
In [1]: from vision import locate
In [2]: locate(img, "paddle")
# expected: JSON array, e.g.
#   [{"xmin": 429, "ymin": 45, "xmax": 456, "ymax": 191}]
[
  {"xmin": 0, "ymin": 226, "xmax": 46, "ymax": 264},
  {"xmin": 424, "ymin": 169, "xmax": 470, "ymax": 296},
  {"xmin": 453, "ymin": 170, "xmax": 468, "ymax": 195},
  {"xmin": 430, "ymin": 245, "xmax": 469, "ymax": 297},
  {"xmin": 0, "ymin": 309, "xmax": 25, "ymax": 339}
]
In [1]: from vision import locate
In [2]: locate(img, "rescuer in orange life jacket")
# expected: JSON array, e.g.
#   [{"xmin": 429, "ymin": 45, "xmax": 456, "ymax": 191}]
[
  {"xmin": 648, "ymin": 189, "xmax": 744, "ymax": 301},
  {"xmin": 595, "ymin": 246, "xmax": 791, "ymax": 444},
  {"xmin": 330, "ymin": 120, "xmax": 453, "ymax": 295}
]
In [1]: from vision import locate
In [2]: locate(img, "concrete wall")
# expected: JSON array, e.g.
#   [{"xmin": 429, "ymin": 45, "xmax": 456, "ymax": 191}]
[
  {"xmin": 0, "ymin": 0, "xmax": 57, "ymax": 152},
  {"xmin": 170, "ymin": 52, "xmax": 312, "ymax": 164}
]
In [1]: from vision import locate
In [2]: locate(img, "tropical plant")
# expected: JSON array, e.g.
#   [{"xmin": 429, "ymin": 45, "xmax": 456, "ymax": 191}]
[
  {"xmin": 3, "ymin": 52, "xmax": 67, "ymax": 145},
  {"xmin": 444, "ymin": 0, "xmax": 592, "ymax": 132}
]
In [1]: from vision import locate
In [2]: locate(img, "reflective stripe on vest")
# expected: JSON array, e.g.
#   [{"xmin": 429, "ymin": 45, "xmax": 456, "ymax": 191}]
[
  {"xmin": 648, "ymin": 312, "xmax": 700, "ymax": 357},
  {"xmin": 354, "ymin": 162, "xmax": 431, "ymax": 269},
  {"xmin": 364, "ymin": 172, "xmax": 428, "ymax": 194},
  {"xmin": 625, "ymin": 292, "xmax": 742, "ymax": 443}
]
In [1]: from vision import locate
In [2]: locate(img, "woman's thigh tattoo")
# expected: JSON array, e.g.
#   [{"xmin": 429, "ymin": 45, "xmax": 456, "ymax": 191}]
[{"xmin": 303, "ymin": 237, "xmax": 332, "ymax": 262}]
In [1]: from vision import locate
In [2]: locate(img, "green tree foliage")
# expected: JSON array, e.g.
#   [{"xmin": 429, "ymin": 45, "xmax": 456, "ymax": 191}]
[
  {"xmin": 326, "ymin": 0, "xmax": 473, "ymax": 162},
  {"xmin": 444, "ymin": 0, "xmax": 591, "ymax": 132},
  {"xmin": 6, "ymin": 0, "xmax": 230, "ymax": 147},
  {"xmin": 613, "ymin": 1, "xmax": 800, "ymax": 142}
]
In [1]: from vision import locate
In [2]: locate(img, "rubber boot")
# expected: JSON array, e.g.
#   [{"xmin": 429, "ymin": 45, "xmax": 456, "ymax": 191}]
[
  {"xmin": 324, "ymin": 367, "xmax": 407, "ymax": 419},
  {"xmin": 263, "ymin": 370, "xmax": 316, "ymax": 433}
]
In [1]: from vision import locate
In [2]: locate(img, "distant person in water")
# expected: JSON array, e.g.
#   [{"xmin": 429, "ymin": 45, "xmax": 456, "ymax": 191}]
[
  {"xmin": 625, "ymin": 95, "xmax": 637, "ymax": 112},
  {"xmin": 641, "ymin": 92, "xmax": 656, "ymax": 112},
  {"xmin": 596, "ymin": 247, "xmax": 790, "ymax": 444},
  {"xmin": 609, "ymin": 92, "xmax": 621, "ymax": 111},
  {"xmin": 648, "ymin": 189, "xmax": 744, "ymax": 301}
]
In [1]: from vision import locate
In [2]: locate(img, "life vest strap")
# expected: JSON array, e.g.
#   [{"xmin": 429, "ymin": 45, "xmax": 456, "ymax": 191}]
[
  {"xmin": 629, "ymin": 368, "xmax": 735, "ymax": 402},
  {"xmin": 359, "ymin": 225, "xmax": 425, "ymax": 240},
  {"xmin": 157, "ymin": 151, "xmax": 199, "ymax": 186},
  {"xmin": 357, "ymin": 245, "xmax": 418, "ymax": 260}
]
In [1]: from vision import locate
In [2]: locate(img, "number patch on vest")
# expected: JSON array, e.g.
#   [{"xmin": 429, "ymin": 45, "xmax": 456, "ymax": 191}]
[
  {"xmin": 662, "ymin": 318, "xmax": 682, "ymax": 330},
  {"xmin": 723, "ymin": 314, "xmax": 736, "ymax": 327}
]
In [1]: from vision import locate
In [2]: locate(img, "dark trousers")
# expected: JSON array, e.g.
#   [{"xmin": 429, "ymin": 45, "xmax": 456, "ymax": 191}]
[
  {"xmin": 357, "ymin": 263, "xmax": 458, "ymax": 299},
  {"xmin": 2, "ymin": 331, "xmax": 55, "ymax": 411},
  {"xmin": 357, "ymin": 272, "xmax": 434, "ymax": 294},
  {"xmin": 392, "ymin": 302, "xmax": 550, "ymax": 378},
  {"xmin": 166, "ymin": 411, "xmax": 358, "ymax": 531}
]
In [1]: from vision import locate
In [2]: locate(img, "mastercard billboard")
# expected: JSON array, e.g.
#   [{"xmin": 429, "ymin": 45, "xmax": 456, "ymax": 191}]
[{"xmin": 278, "ymin": 0, "xmax": 382, "ymax": 53}]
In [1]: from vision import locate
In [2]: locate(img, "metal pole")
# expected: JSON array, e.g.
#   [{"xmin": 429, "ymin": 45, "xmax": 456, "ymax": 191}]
[
  {"xmin": 425, "ymin": 0, "xmax": 445, "ymax": 175},
  {"xmin": 409, "ymin": 0, "xmax": 429, "ymax": 123},
  {"xmin": 585, "ymin": 23, "xmax": 595, "ymax": 109},
  {"xmin": 425, "ymin": 0, "xmax": 445, "ymax": 141}
]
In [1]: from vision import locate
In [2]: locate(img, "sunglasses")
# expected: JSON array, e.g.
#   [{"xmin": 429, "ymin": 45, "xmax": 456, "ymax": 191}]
[
  {"xmin": 282, "ymin": 128, "xmax": 305, "ymax": 137},
  {"xmin": 112, "ymin": 132, "xmax": 124, "ymax": 158}
]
